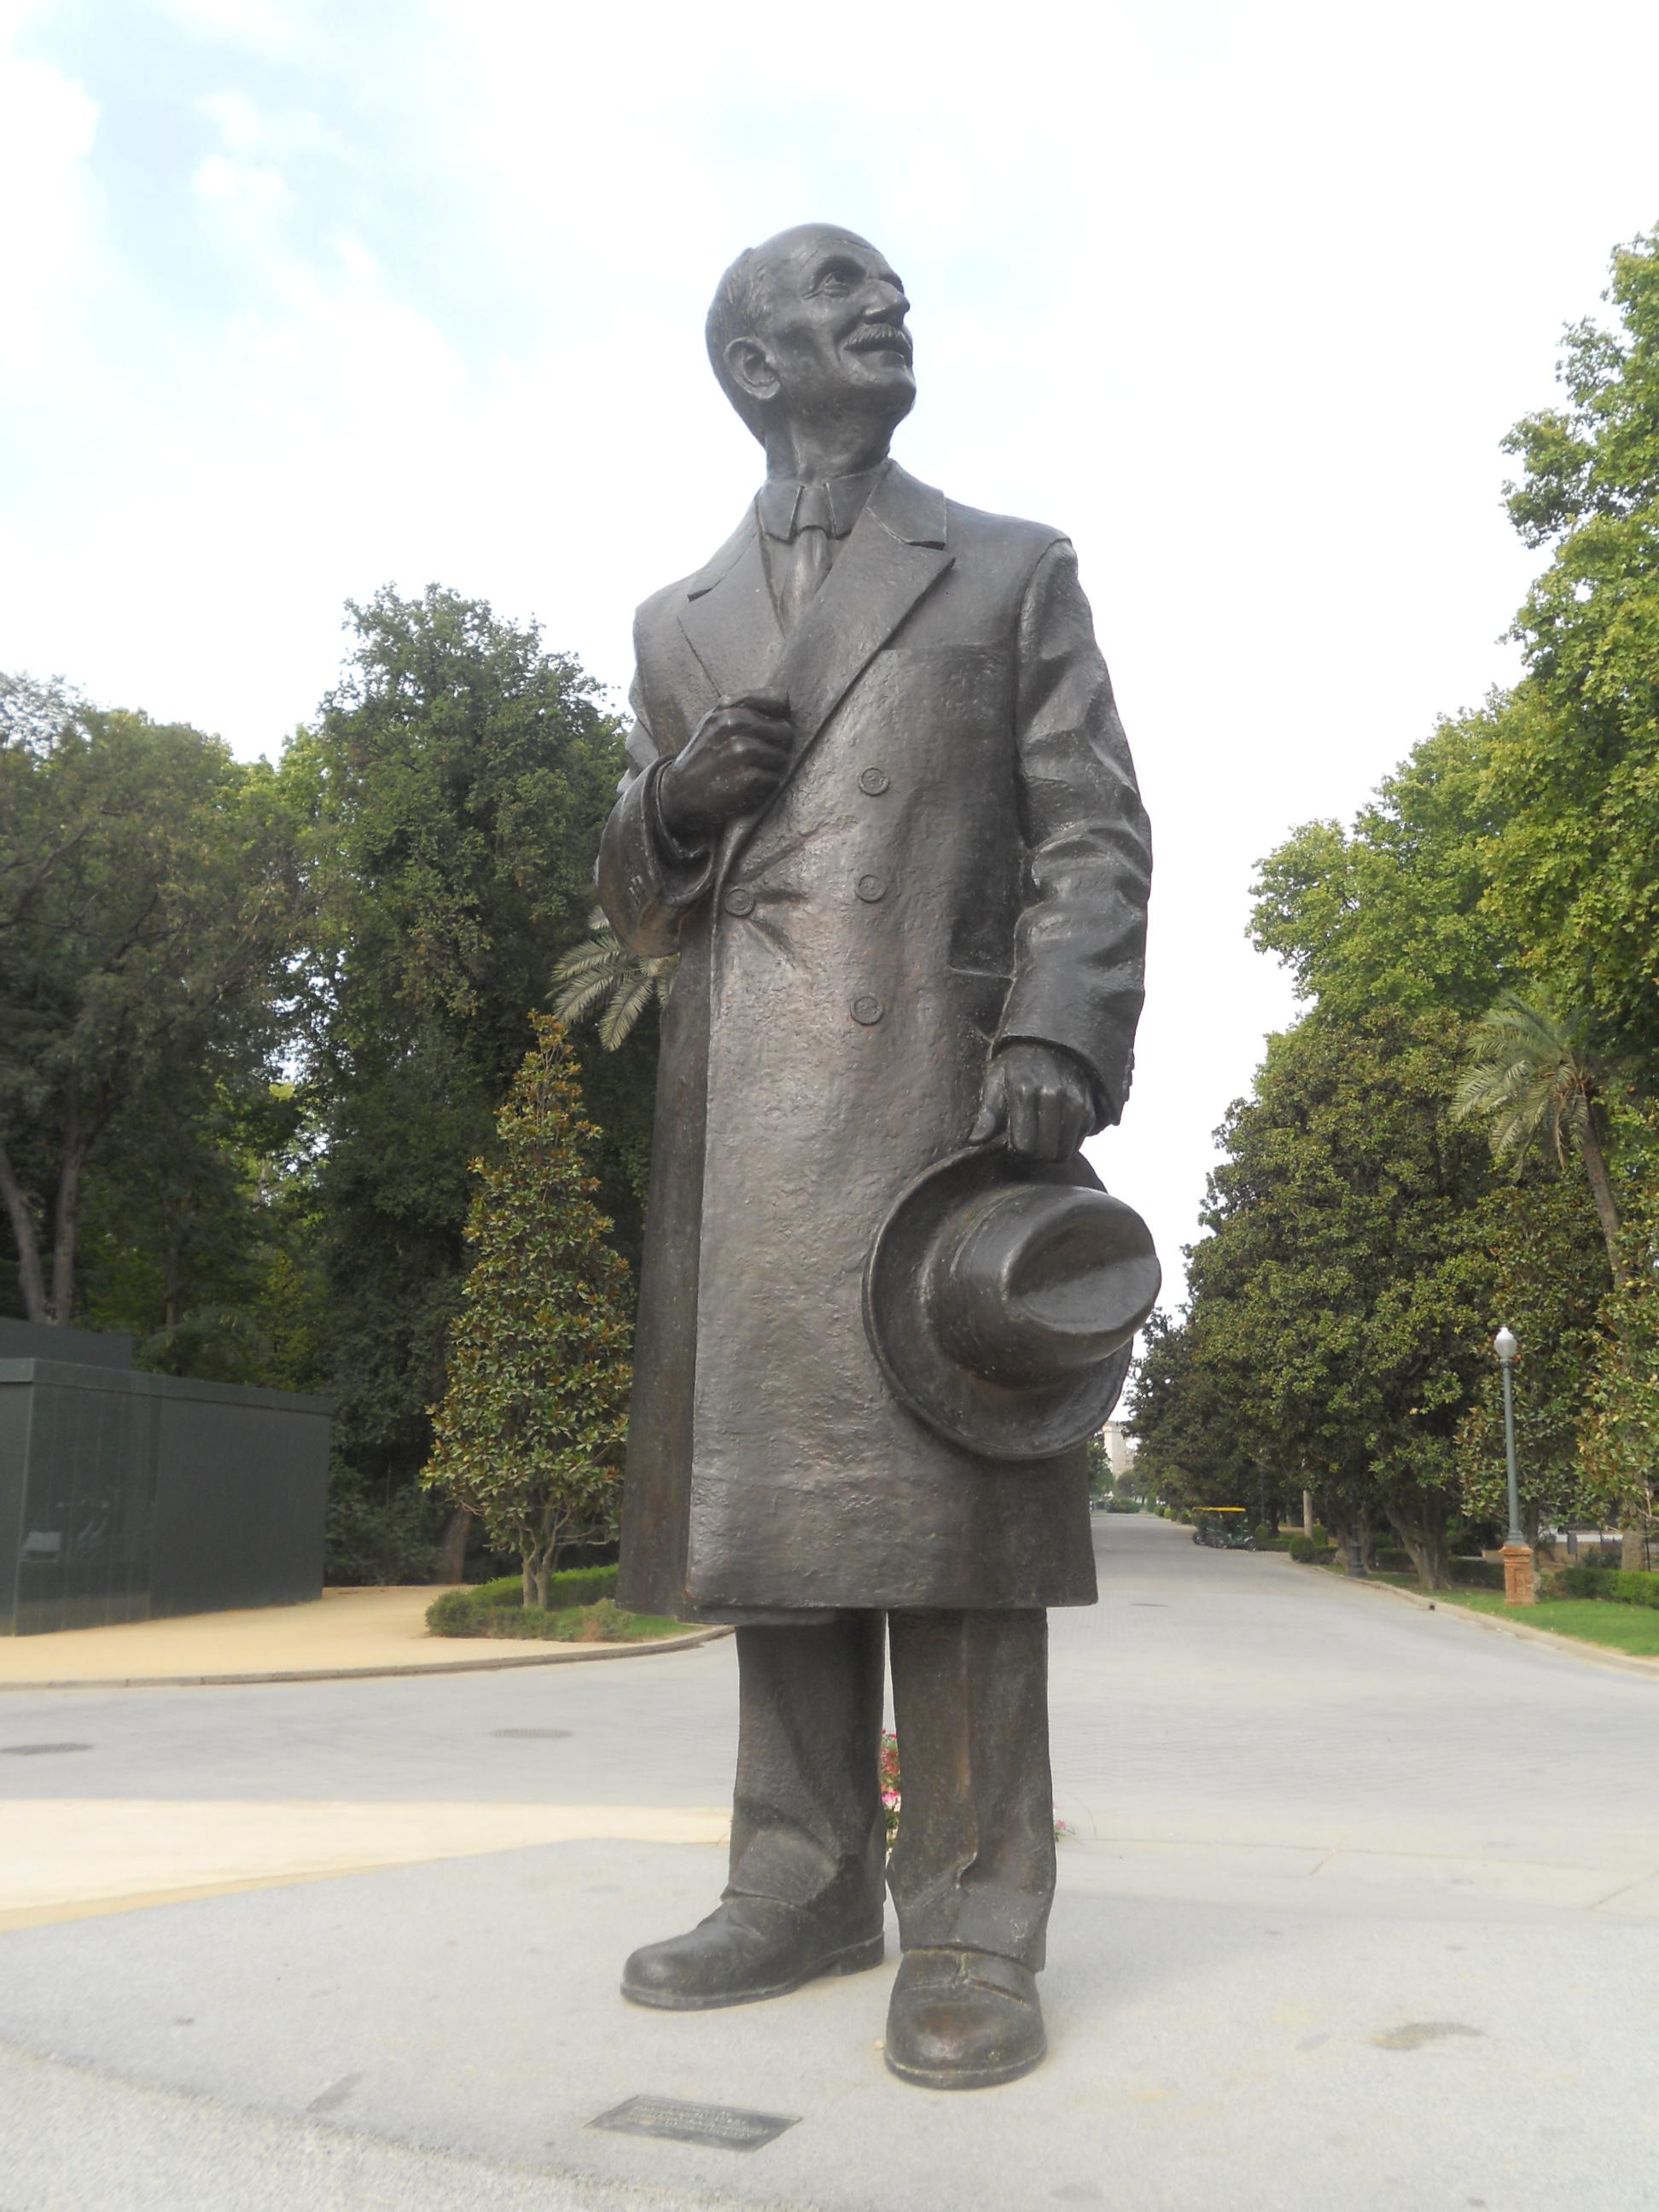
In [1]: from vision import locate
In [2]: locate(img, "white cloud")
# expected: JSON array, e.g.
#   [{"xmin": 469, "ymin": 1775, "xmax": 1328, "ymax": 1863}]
[
  {"xmin": 151, "ymin": 0, "xmax": 294, "ymax": 51},
  {"xmin": 3, "ymin": 0, "xmax": 1657, "ymax": 1289}
]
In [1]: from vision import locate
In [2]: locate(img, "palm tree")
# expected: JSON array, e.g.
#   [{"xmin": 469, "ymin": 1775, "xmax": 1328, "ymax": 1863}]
[
  {"xmin": 550, "ymin": 909, "xmax": 675, "ymax": 1051},
  {"xmin": 1458, "ymin": 990, "xmax": 1644, "ymax": 1565},
  {"xmin": 1456, "ymin": 990, "xmax": 1626, "ymax": 1286}
]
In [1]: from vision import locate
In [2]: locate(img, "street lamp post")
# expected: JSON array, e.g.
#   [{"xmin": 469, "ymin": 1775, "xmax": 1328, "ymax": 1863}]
[{"xmin": 1494, "ymin": 1326, "xmax": 1534, "ymax": 1605}]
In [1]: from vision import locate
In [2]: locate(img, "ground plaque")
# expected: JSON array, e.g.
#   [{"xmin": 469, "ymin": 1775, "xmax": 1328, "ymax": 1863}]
[{"xmin": 587, "ymin": 2094, "xmax": 798, "ymax": 2151}]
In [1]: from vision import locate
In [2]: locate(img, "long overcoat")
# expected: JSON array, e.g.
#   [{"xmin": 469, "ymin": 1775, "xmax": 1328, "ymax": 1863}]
[{"xmin": 598, "ymin": 462, "xmax": 1150, "ymax": 1619}]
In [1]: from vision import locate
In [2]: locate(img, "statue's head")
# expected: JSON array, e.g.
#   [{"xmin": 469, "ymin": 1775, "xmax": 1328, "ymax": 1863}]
[{"xmin": 706, "ymin": 224, "xmax": 914, "ymax": 452}]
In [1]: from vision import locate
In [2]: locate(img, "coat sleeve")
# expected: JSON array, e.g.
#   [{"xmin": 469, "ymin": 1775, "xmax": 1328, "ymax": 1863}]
[
  {"xmin": 596, "ymin": 661, "xmax": 715, "ymax": 960},
  {"xmin": 994, "ymin": 538, "xmax": 1151, "ymax": 1126}
]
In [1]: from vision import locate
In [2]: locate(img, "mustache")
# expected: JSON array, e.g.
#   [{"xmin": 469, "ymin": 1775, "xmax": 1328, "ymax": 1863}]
[{"xmin": 847, "ymin": 323, "xmax": 913, "ymax": 363}]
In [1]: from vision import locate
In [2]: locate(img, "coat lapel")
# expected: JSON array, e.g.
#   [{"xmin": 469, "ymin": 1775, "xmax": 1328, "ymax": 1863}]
[
  {"xmin": 677, "ymin": 515, "xmax": 783, "ymax": 709},
  {"xmin": 725, "ymin": 465, "xmax": 951, "ymax": 877},
  {"xmin": 669, "ymin": 467, "xmax": 952, "ymax": 887},
  {"xmin": 771, "ymin": 463, "xmax": 951, "ymax": 752}
]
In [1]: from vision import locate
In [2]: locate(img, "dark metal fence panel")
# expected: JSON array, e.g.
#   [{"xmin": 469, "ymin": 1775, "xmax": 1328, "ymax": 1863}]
[
  {"xmin": 148, "ymin": 1381, "xmax": 330, "ymax": 1618},
  {"xmin": 0, "ymin": 1319, "xmax": 133, "ymax": 1369},
  {"xmin": 0, "ymin": 1380, "xmax": 35, "ymax": 1636},
  {"xmin": 0, "ymin": 1359, "xmax": 332, "ymax": 1636},
  {"xmin": 15, "ymin": 1365, "xmax": 158, "ymax": 1635}
]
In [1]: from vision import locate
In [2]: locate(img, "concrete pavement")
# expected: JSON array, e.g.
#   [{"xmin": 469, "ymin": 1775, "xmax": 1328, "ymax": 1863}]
[{"xmin": 2, "ymin": 1514, "xmax": 1656, "ymax": 2210}]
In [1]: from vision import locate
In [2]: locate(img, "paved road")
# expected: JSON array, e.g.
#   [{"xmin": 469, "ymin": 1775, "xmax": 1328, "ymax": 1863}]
[{"xmin": 3, "ymin": 1516, "xmax": 1656, "ymax": 2210}]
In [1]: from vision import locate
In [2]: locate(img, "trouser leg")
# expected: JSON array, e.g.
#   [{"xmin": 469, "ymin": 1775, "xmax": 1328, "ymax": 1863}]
[
  {"xmin": 885, "ymin": 1608, "xmax": 1054, "ymax": 1970},
  {"xmin": 725, "ymin": 1613, "xmax": 888, "ymax": 1937}
]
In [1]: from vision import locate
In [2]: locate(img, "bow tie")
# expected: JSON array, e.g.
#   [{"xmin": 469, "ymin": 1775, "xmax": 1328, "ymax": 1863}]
[{"xmin": 757, "ymin": 465, "xmax": 885, "ymax": 543}]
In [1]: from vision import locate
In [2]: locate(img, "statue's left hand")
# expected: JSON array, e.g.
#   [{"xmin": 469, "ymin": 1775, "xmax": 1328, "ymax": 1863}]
[{"xmin": 968, "ymin": 1041, "xmax": 1097, "ymax": 1162}]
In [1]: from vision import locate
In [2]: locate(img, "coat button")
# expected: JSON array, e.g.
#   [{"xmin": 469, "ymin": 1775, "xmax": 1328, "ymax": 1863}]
[
  {"xmin": 850, "ymin": 994, "xmax": 884, "ymax": 1026},
  {"xmin": 856, "ymin": 874, "xmax": 887, "ymax": 903},
  {"xmin": 722, "ymin": 886, "xmax": 755, "ymax": 917},
  {"xmin": 858, "ymin": 767, "xmax": 890, "ymax": 795}
]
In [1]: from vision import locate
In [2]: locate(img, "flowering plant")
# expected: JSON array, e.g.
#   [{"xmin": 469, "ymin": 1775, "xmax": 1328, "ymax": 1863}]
[{"xmin": 880, "ymin": 1728, "xmax": 904, "ymax": 1845}]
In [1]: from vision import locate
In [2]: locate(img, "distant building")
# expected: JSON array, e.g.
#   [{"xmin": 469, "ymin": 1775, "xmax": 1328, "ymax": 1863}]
[{"xmin": 1101, "ymin": 1421, "xmax": 1137, "ymax": 1479}]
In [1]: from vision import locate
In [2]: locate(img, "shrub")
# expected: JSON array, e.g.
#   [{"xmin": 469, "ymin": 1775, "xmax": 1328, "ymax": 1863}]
[
  {"xmin": 426, "ymin": 1587, "xmax": 483, "ymax": 1636},
  {"xmin": 1253, "ymin": 1524, "xmax": 1273, "ymax": 1547},
  {"xmin": 1545, "ymin": 1565, "xmax": 1659, "ymax": 1606},
  {"xmin": 573, "ymin": 1597, "xmax": 634, "ymax": 1642},
  {"xmin": 468, "ymin": 1574, "xmax": 527, "ymax": 1607},
  {"xmin": 1311, "ymin": 1524, "xmax": 1329, "ymax": 1548},
  {"xmin": 326, "ymin": 1467, "xmax": 444, "ymax": 1586},
  {"xmin": 1451, "ymin": 1560, "xmax": 1506, "ymax": 1592},
  {"xmin": 424, "ymin": 1563, "xmax": 620, "ymax": 1636},
  {"xmin": 1288, "ymin": 1534, "xmax": 1317, "ymax": 1563}
]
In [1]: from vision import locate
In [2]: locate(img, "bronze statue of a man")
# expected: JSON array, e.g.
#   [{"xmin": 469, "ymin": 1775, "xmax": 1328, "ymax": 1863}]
[{"xmin": 598, "ymin": 224, "xmax": 1152, "ymax": 2089}]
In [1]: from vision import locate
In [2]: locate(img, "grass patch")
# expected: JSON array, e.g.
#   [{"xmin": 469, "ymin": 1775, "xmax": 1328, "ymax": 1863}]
[{"xmin": 1436, "ymin": 1589, "xmax": 1659, "ymax": 1657}]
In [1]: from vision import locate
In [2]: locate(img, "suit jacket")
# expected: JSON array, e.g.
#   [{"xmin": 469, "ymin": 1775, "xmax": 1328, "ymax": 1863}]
[{"xmin": 598, "ymin": 461, "xmax": 1150, "ymax": 1615}]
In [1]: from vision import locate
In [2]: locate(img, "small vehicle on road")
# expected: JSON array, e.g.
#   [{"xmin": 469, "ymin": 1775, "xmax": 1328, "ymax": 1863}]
[{"xmin": 1192, "ymin": 1507, "xmax": 1255, "ymax": 1550}]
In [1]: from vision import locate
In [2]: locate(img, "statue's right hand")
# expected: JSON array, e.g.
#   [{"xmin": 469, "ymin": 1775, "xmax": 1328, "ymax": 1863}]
[{"xmin": 657, "ymin": 691, "xmax": 794, "ymax": 841}]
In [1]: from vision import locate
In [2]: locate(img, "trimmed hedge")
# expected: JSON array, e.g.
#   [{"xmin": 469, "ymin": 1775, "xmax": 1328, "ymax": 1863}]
[
  {"xmin": 1542, "ymin": 1566, "xmax": 1659, "ymax": 1607},
  {"xmin": 1450, "ymin": 1559, "xmax": 1505, "ymax": 1592},
  {"xmin": 427, "ymin": 1564, "xmax": 620, "ymax": 1637},
  {"xmin": 1288, "ymin": 1535, "xmax": 1331, "ymax": 1563}
]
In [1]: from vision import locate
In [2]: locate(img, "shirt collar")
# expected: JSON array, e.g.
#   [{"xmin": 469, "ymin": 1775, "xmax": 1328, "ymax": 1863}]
[{"xmin": 757, "ymin": 460, "xmax": 889, "ymax": 542}]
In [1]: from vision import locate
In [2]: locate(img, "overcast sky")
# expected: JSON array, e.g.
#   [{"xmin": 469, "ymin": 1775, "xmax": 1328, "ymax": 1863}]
[{"xmin": 4, "ymin": 0, "xmax": 1656, "ymax": 1301}]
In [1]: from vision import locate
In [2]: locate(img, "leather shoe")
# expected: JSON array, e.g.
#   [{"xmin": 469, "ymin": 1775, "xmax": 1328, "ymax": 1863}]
[
  {"xmin": 621, "ymin": 1895, "xmax": 885, "ymax": 2011},
  {"xmin": 883, "ymin": 1947, "xmax": 1046, "ymax": 2089}
]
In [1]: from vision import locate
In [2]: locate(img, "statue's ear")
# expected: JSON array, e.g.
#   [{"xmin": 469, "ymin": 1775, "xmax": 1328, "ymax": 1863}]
[{"xmin": 724, "ymin": 335, "xmax": 778, "ymax": 410}]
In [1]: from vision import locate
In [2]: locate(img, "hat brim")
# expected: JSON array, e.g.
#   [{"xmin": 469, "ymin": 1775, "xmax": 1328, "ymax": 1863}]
[{"xmin": 863, "ymin": 1145, "xmax": 1155, "ymax": 1463}]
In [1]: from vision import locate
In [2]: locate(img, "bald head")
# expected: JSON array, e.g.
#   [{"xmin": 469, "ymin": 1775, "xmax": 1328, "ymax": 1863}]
[{"xmin": 706, "ymin": 224, "xmax": 914, "ymax": 455}]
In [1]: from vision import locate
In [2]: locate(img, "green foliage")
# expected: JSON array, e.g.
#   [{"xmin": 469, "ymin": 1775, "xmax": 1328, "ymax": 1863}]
[
  {"xmin": 1249, "ymin": 716, "xmax": 1505, "ymax": 1024},
  {"xmin": 551, "ymin": 909, "xmax": 677, "ymax": 1051},
  {"xmin": 278, "ymin": 588, "xmax": 654, "ymax": 1491},
  {"xmin": 1481, "ymin": 228, "xmax": 1659, "ymax": 1061},
  {"xmin": 425, "ymin": 1576, "xmax": 670, "ymax": 1644},
  {"xmin": 1450, "ymin": 1559, "xmax": 1506, "ymax": 1592},
  {"xmin": 324, "ymin": 1463, "xmax": 445, "ymax": 1586},
  {"xmin": 1132, "ymin": 1008, "xmax": 1502, "ymax": 1589},
  {"xmin": 1287, "ymin": 1534, "xmax": 1320, "ymax": 1563},
  {"xmin": 1578, "ymin": 1116, "xmax": 1659, "ymax": 1535},
  {"xmin": 422, "ymin": 1018, "xmax": 632, "ymax": 1608},
  {"xmin": 1545, "ymin": 1566, "xmax": 1659, "ymax": 1605},
  {"xmin": 0, "ymin": 677, "xmax": 300, "ymax": 1330},
  {"xmin": 425, "ymin": 1565, "xmax": 618, "ymax": 1632},
  {"xmin": 1456, "ymin": 1175, "xmax": 1608, "ymax": 1532}
]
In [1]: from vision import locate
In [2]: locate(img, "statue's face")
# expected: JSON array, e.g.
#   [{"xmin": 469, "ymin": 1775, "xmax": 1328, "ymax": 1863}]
[{"xmin": 732, "ymin": 225, "xmax": 915, "ymax": 438}]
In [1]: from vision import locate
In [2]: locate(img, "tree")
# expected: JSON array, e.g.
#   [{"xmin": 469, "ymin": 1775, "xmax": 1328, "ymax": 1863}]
[
  {"xmin": 1456, "ymin": 990, "xmax": 1629, "ymax": 1283},
  {"xmin": 278, "ymin": 587, "xmax": 653, "ymax": 1495},
  {"xmin": 1478, "ymin": 227, "xmax": 1659, "ymax": 1064},
  {"xmin": 1142, "ymin": 1010, "xmax": 1503, "ymax": 1589},
  {"xmin": 422, "ymin": 1019, "xmax": 632, "ymax": 1607},
  {"xmin": 1, "ymin": 678, "xmax": 299, "ymax": 1326},
  {"xmin": 1250, "ymin": 713, "xmax": 1510, "ymax": 1026},
  {"xmin": 1456, "ymin": 1174, "xmax": 1610, "ymax": 1541}
]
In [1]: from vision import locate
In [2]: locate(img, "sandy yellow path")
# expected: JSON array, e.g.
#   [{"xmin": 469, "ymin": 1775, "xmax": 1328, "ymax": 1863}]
[
  {"xmin": 0, "ymin": 1586, "xmax": 723, "ymax": 1686},
  {"xmin": 0, "ymin": 1798, "xmax": 731, "ymax": 1930}
]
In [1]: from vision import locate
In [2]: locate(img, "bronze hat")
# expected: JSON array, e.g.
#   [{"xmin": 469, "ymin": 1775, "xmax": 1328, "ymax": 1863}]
[{"xmin": 864, "ymin": 1146, "xmax": 1161, "ymax": 1461}]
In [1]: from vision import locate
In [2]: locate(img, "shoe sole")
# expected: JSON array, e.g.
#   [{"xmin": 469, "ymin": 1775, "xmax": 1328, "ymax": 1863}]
[
  {"xmin": 883, "ymin": 2038, "xmax": 1048, "ymax": 2092},
  {"xmin": 620, "ymin": 1930, "xmax": 887, "ymax": 2011}
]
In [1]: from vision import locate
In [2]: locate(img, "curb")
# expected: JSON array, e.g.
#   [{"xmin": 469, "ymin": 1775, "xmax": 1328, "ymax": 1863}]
[
  {"xmin": 1295, "ymin": 1560, "xmax": 1659, "ymax": 1681},
  {"xmin": 0, "ymin": 1625, "xmax": 734, "ymax": 1694}
]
